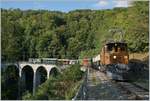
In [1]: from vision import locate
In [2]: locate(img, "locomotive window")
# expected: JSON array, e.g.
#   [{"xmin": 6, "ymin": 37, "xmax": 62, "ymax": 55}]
[
  {"xmin": 107, "ymin": 44, "xmax": 113, "ymax": 51},
  {"xmin": 115, "ymin": 46, "xmax": 117, "ymax": 52},
  {"xmin": 118, "ymin": 44, "xmax": 127, "ymax": 51}
]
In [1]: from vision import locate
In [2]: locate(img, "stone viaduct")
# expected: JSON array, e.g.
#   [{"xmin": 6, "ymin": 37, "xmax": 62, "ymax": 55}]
[{"xmin": 2, "ymin": 62, "xmax": 60, "ymax": 95}]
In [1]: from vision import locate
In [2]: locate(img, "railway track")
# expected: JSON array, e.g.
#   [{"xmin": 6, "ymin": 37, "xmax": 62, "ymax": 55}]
[
  {"xmin": 91, "ymin": 67, "xmax": 149, "ymax": 100},
  {"xmin": 115, "ymin": 81, "xmax": 149, "ymax": 100},
  {"xmin": 74, "ymin": 67, "xmax": 149, "ymax": 100}
]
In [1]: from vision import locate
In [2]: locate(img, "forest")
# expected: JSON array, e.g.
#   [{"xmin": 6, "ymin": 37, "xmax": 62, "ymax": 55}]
[{"xmin": 1, "ymin": 1, "xmax": 149, "ymax": 61}]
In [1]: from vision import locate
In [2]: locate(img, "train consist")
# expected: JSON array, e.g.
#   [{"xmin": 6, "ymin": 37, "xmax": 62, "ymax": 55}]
[
  {"xmin": 81, "ymin": 40, "xmax": 135, "ymax": 81},
  {"xmin": 82, "ymin": 39, "xmax": 146, "ymax": 81},
  {"xmin": 28, "ymin": 58, "xmax": 78, "ymax": 65},
  {"xmin": 92, "ymin": 54, "xmax": 100, "ymax": 70},
  {"xmin": 28, "ymin": 40, "xmax": 140, "ymax": 81}
]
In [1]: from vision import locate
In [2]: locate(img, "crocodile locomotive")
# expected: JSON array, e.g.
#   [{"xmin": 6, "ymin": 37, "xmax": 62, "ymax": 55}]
[{"xmin": 100, "ymin": 40, "xmax": 130, "ymax": 80}]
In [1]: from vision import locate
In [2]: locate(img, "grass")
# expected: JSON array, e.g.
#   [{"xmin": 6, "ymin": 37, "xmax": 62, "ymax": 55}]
[{"xmin": 129, "ymin": 52, "xmax": 149, "ymax": 61}]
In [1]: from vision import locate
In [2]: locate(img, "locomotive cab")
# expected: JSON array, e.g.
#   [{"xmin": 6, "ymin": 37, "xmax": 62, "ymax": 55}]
[
  {"xmin": 100, "ymin": 41, "xmax": 130, "ymax": 80},
  {"xmin": 101, "ymin": 42, "xmax": 129, "ymax": 65}
]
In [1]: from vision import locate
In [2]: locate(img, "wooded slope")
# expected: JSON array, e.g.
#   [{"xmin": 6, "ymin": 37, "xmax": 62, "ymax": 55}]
[{"xmin": 1, "ymin": 1, "xmax": 149, "ymax": 61}]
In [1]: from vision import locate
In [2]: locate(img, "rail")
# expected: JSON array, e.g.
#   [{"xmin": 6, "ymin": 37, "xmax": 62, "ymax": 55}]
[{"xmin": 72, "ymin": 68, "xmax": 88, "ymax": 100}]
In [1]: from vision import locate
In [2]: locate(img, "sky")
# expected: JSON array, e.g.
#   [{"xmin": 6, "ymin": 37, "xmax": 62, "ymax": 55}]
[{"xmin": 1, "ymin": 0, "xmax": 132, "ymax": 12}]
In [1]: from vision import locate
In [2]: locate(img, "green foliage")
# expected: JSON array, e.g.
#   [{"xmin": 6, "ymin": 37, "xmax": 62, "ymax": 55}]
[
  {"xmin": 22, "ymin": 91, "xmax": 33, "ymax": 100},
  {"xmin": 61, "ymin": 64, "xmax": 83, "ymax": 81},
  {"xmin": 1, "ymin": 66, "xmax": 19, "ymax": 100},
  {"xmin": 79, "ymin": 49, "xmax": 100, "ymax": 59},
  {"xmin": 126, "ymin": 1, "xmax": 149, "ymax": 52},
  {"xmin": 22, "ymin": 64, "xmax": 84, "ymax": 100},
  {"xmin": 1, "ymin": 1, "xmax": 149, "ymax": 62},
  {"xmin": 65, "ymin": 80, "xmax": 82, "ymax": 99}
]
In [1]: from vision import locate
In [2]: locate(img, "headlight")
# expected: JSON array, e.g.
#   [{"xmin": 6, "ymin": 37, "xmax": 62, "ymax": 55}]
[
  {"xmin": 113, "ymin": 56, "xmax": 116, "ymax": 59},
  {"xmin": 124, "ymin": 56, "xmax": 128, "ymax": 59}
]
